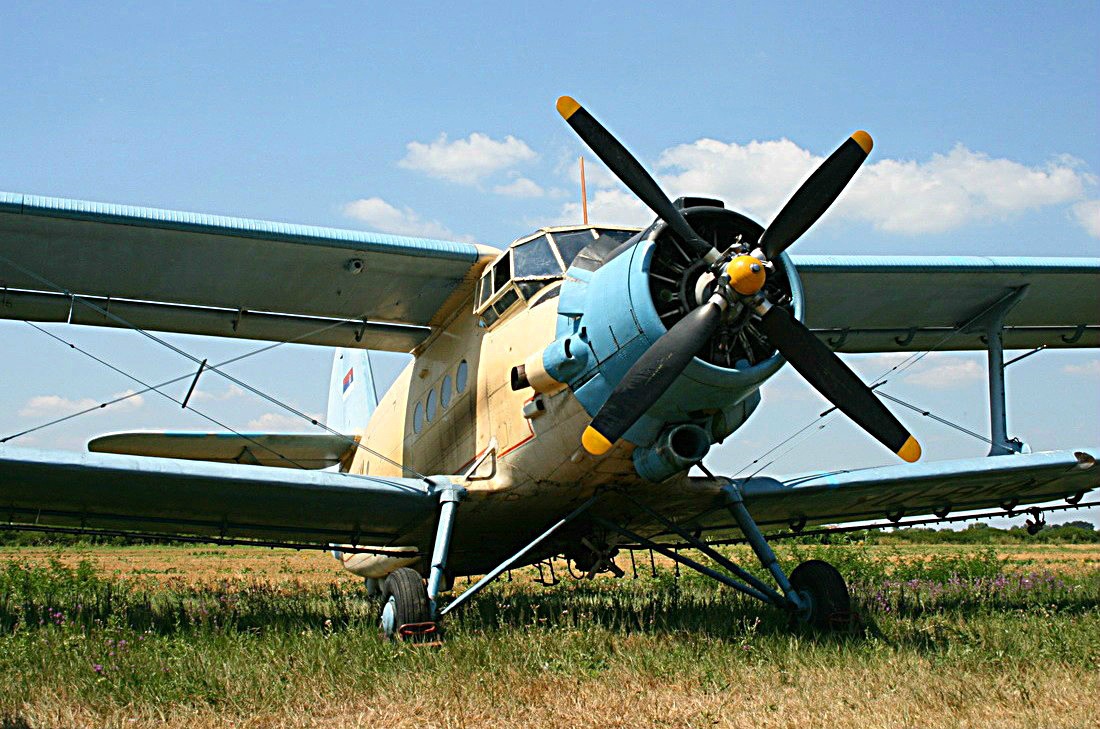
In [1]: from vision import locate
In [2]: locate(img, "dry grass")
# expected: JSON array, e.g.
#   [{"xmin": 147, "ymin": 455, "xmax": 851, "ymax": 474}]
[
  {"xmin": 7, "ymin": 542, "xmax": 1099, "ymax": 589},
  {"xmin": 10, "ymin": 659, "xmax": 1099, "ymax": 729},
  {"xmin": 1, "ymin": 543, "xmax": 1098, "ymax": 728}
]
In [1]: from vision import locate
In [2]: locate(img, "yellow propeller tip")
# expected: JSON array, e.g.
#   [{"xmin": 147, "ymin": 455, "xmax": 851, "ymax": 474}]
[
  {"xmin": 851, "ymin": 130, "xmax": 873, "ymax": 154},
  {"xmin": 582, "ymin": 426, "xmax": 613, "ymax": 456},
  {"xmin": 557, "ymin": 96, "xmax": 581, "ymax": 120},
  {"xmin": 897, "ymin": 435, "xmax": 921, "ymax": 463}
]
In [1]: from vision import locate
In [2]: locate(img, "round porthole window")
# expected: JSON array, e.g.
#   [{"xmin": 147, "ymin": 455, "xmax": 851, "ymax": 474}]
[
  {"xmin": 441, "ymin": 375, "xmax": 453, "ymax": 408},
  {"xmin": 413, "ymin": 401, "xmax": 424, "ymax": 433},
  {"xmin": 426, "ymin": 388, "xmax": 437, "ymax": 422},
  {"xmin": 456, "ymin": 360, "xmax": 469, "ymax": 393}
]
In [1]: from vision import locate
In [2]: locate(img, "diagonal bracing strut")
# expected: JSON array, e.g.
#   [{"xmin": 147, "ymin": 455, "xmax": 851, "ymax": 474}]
[{"xmin": 439, "ymin": 493, "xmax": 601, "ymax": 617}]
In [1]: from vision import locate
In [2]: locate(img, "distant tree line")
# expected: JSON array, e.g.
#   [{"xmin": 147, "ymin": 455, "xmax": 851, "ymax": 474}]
[
  {"xmin": 805, "ymin": 521, "xmax": 1099, "ymax": 545},
  {"xmin": 2, "ymin": 520, "xmax": 1097, "ymax": 549}
]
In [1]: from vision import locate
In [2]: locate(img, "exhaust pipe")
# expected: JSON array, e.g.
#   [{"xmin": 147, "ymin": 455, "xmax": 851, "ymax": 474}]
[{"xmin": 633, "ymin": 424, "xmax": 711, "ymax": 482}]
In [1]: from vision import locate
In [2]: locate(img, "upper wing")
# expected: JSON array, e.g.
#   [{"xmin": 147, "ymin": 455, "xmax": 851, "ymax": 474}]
[
  {"xmin": 791, "ymin": 255, "xmax": 1100, "ymax": 352},
  {"xmin": 0, "ymin": 192, "xmax": 498, "ymax": 352},
  {"xmin": 0, "ymin": 444, "xmax": 440, "ymax": 547},
  {"xmin": 651, "ymin": 448, "xmax": 1098, "ymax": 538}
]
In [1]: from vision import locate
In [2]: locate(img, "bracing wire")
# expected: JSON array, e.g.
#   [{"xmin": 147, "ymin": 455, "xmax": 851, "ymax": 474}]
[
  {"xmin": 16, "ymin": 322, "xmax": 316, "ymax": 469},
  {"xmin": 0, "ymin": 251, "xmax": 427, "ymax": 481},
  {"xmin": 729, "ymin": 288, "xmax": 1029, "ymax": 479}
]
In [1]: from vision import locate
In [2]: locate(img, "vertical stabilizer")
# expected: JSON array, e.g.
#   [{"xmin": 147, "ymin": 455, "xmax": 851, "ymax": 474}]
[{"xmin": 326, "ymin": 348, "xmax": 379, "ymax": 434}]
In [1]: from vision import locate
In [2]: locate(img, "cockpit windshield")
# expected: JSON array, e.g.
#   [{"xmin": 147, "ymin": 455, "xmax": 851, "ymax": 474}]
[
  {"xmin": 476, "ymin": 226, "xmax": 639, "ymax": 326},
  {"xmin": 512, "ymin": 235, "xmax": 560, "ymax": 277}
]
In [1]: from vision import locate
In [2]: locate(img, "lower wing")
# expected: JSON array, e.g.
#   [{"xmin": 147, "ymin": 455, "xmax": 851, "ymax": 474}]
[
  {"xmin": 631, "ymin": 448, "xmax": 1098, "ymax": 539},
  {"xmin": 0, "ymin": 444, "xmax": 443, "ymax": 549}
]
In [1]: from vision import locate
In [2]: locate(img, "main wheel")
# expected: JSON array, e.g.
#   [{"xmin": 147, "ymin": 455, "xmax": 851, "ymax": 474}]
[
  {"xmin": 379, "ymin": 567, "xmax": 431, "ymax": 640},
  {"xmin": 789, "ymin": 559, "xmax": 850, "ymax": 630}
]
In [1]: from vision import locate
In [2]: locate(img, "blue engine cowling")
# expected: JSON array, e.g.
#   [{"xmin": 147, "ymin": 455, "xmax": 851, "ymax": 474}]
[{"xmin": 550, "ymin": 205, "xmax": 805, "ymax": 470}]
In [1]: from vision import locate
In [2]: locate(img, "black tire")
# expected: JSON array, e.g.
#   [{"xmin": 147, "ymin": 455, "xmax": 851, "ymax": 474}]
[
  {"xmin": 379, "ymin": 568, "xmax": 431, "ymax": 640},
  {"xmin": 789, "ymin": 559, "xmax": 850, "ymax": 630}
]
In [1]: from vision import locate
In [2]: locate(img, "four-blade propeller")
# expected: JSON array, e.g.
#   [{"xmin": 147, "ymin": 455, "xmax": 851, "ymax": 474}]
[{"xmin": 558, "ymin": 95, "xmax": 920, "ymax": 464}]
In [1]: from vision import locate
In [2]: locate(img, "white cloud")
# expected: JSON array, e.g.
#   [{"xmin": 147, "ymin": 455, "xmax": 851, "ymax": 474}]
[
  {"xmin": 902, "ymin": 359, "xmax": 985, "ymax": 389},
  {"xmin": 560, "ymin": 188, "xmax": 651, "ymax": 228},
  {"xmin": 189, "ymin": 385, "xmax": 245, "ymax": 403},
  {"xmin": 342, "ymin": 197, "xmax": 461, "ymax": 240},
  {"xmin": 562, "ymin": 154, "xmax": 623, "ymax": 189},
  {"xmin": 493, "ymin": 177, "xmax": 545, "ymax": 198},
  {"xmin": 659, "ymin": 138, "xmax": 820, "ymax": 222},
  {"xmin": 847, "ymin": 352, "xmax": 915, "ymax": 380},
  {"xmin": 575, "ymin": 137, "xmax": 1095, "ymax": 235},
  {"xmin": 399, "ymin": 132, "xmax": 537, "ymax": 185},
  {"xmin": 247, "ymin": 412, "xmax": 314, "ymax": 431},
  {"xmin": 843, "ymin": 146, "xmax": 1092, "ymax": 234},
  {"xmin": 1063, "ymin": 360, "xmax": 1100, "ymax": 377},
  {"xmin": 19, "ymin": 390, "xmax": 145, "ymax": 418},
  {"xmin": 1072, "ymin": 199, "xmax": 1100, "ymax": 238}
]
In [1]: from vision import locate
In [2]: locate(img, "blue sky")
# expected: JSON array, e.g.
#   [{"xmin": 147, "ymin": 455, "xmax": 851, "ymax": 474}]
[{"xmin": 1, "ymin": 2, "xmax": 1097, "ymax": 525}]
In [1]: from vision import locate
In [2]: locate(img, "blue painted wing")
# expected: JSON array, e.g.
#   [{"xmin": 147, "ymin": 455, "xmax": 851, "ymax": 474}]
[
  {"xmin": 0, "ymin": 444, "xmax": 440, "ymax": 547},
  {"xmin": 671, "ymin": 448, "xmax": 1098, "ymax": 535},
  {"xmin": 0, "ymin": 191, "xmax": 497, "ymax": 351},
  {"xmin": 791, "ymin": 255, "xmax": 1100, "ymax": 352}
]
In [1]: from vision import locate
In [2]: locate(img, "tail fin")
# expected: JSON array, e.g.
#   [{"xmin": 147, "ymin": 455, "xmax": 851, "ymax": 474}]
[{"xmin": 326, "ymin": 348, "xmax": 379, "ymax": 434}]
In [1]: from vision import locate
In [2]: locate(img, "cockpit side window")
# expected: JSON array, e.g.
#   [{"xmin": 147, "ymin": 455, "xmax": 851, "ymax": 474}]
[
  {"xmin": 477, "ymin": 270, "xmax": 493, "ymax": 307},
  {"xmin": 492, "ymin": 250, "xmax": 512, "ymax": 293},
  {"xmin": 476, "ymin": 249, "xmax": 520, "ymax": 327}
]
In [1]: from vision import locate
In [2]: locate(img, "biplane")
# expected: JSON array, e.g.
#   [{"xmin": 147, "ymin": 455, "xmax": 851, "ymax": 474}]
[{"xmin": 0, "ymin": 97, "xmax": 1097, "ymax": 638}]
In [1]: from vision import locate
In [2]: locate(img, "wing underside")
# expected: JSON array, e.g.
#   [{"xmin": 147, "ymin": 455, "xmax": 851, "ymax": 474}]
[
  {"xmin": 0, "ymin": 192, "xmax": 497, "ymax": 351},
  {"xmin": 792, "ymin": 255, "xmax": 1100, "ymax": 352}
]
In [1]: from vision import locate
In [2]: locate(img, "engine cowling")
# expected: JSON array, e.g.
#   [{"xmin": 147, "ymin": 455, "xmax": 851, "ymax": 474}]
[{"xmin": 551, "ymin": 200, "xmax": 805, "ymax": 455}]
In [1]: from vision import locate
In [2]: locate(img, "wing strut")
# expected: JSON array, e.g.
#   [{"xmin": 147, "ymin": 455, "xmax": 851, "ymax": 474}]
[{"xmin": 964, "ymin": 286, "xmax": 1029, "ymax": 455}]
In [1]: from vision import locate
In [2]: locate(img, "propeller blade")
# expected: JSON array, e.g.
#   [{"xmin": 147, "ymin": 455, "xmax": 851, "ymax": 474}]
[
  {"xmin": 582, "ymin": 298, "xmax": 725, "ymax": 455},
  {"xmin": 755, "ymin": 304, "xmax": 921, "ymax": 462},
  {"xmin": 759, "ymin": 131, "xmax": 873, "ymax": 260},
  {"xmin": 557, "ymin": 96, "xmax": 718, "ymax": 263}
]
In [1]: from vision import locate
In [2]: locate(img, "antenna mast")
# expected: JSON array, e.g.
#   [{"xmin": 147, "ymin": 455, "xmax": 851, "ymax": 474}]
[{"xmin": 579, "ymin": 156, "xmax": 589, "ymax": 225}]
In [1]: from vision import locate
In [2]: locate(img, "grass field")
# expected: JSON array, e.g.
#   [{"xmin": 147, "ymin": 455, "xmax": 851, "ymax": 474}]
[{"xmin": 1, "ymin": 543, "xmax": 1098, "ymax": 728}]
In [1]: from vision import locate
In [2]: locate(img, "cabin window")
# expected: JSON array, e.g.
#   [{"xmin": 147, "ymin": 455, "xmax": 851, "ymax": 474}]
[
  {"xmin": 456, "ymin": 360, "xmax": 469, "ymax": 393},
  {"xmin": 493, "ymin": 288, "xmax": 519, "ymax": 316},
  {"xmin": 413, "ymin": 401, "xmax": 424, "ymax": 434},
  {"xmin": 440, "ymin": 375, "xmax": 453, "ymax": 408},
  {"xmin": 426, "ymin": 388, "xmax": 438, "ymax": 422}
]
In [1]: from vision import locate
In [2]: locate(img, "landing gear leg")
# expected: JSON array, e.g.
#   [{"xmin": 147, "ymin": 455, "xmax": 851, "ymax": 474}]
[
  {"xmin": 727, "ymin": 484, "xmax": 851, "ymax": 628},
  {"xmin": 596, "ymin": 487, "xmax": 850, "ymax": 629},
  {"xmin": 723, "ymin": 484, "xmax": 815, "ymax": 622},
  {"xmin": 378, "ymin": 482, "xmax": 464, "ymax": 642}
]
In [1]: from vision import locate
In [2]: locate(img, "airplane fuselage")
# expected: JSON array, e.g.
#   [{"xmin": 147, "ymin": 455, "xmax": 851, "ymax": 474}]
[{"xmin": 339, "ymin": 212, "xmax": 801, "ymax": 577}]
